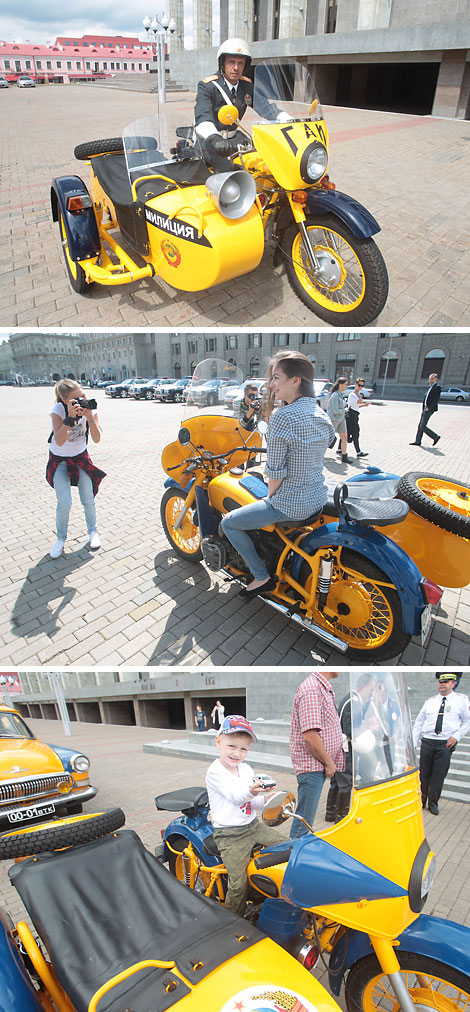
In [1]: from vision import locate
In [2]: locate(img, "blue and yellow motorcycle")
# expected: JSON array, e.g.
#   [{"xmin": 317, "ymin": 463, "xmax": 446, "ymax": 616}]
[{"xmin": 156, "ymin": 672, "xmax": 470, "ymax": 1012}]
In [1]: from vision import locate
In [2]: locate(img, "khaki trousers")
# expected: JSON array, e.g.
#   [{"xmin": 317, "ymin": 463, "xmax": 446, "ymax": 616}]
[{"xmin": 213, "ymin": 818, "xmax": 284, "ymax": 916}]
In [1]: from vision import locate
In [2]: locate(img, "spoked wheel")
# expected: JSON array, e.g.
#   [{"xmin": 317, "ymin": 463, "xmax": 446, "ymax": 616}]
[
  {"xmin": 345, "ymin": 952, "xmax": 470, "ymax": 1012},
  {"xmin": 396, "ymin": 472, "xmax": 470, "ymax": 538},
  {"xmin": 168, "ymin": 838, "xmax": 225, "ymax": 899},
  {"xmin": 0, "ymin": 809, "xmax": 125, "ymax": 859},
  {"xmin": 300, "ymin": 548, "xmax": 409, "ymax": 661},
  {"xmin": 59, "ymin": 214, "xmax": 90, "ymax": 294},
  {"xmin": 160, "ymin": 487, "xmax": 202, "ymax": 560},
  {"xmin": 283, "ymin": 214, "xmax": 388, "ymax": 326}
]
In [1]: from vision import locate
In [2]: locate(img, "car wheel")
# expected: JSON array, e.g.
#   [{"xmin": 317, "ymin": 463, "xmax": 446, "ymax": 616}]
[
  {"xmin": 146, "ymin": 390, "xmax": 153, "ymax": 400},
  {"xmin": 456, "ymin": 396, "xmax": 464, "ymax": 402}
]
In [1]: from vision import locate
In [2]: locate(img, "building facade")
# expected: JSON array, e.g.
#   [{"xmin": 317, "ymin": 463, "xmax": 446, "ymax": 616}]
[{"xmin": 0, "ymin": 35, "xmax": 152, "ymax": 85}]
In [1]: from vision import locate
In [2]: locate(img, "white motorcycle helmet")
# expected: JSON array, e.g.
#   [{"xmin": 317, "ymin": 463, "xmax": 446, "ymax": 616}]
[{"xmin": 217, "ymin": 38, "xmax": 252, "ymax": 75}]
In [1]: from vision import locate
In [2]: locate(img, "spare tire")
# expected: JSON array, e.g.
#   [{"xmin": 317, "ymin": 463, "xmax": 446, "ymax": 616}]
[
  {"xmin": 74, "ymin": 138, "xmax": 124, "ymax": 160},
  {"xmin": 0, "ymin": 808, "xmax": 125, "ymax": 859},
  {"xmin": 396, "ymin": 472, "xmax": 470, "ymax": 538}
]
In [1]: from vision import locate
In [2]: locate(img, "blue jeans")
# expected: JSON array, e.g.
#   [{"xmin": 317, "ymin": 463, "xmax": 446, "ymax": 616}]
[
  {"xmin": 221, "ymin": 499, "xmax": 294, "ymax": 581},
  {"xmin": 53, "ymin": 461, "xmax": 96, "ymax": 540},
  {"xmin": 289, "ymin": 771, "xmax": 326, "ymax": 838}
]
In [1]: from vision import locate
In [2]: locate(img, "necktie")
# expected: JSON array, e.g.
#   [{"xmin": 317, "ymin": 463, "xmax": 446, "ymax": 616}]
[
  {"xmin": 434, "ymin": 697, "xmax": 446, "ymax": 734},
  {"xmin": 231, "ymin": 87, "xmax": 237, "ymax": 102}
]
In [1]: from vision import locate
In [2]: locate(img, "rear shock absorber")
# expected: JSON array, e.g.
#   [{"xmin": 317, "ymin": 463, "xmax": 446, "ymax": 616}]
[{"xmin": 317, "ymin": 552, "xmax": 334, "ymax": 612}]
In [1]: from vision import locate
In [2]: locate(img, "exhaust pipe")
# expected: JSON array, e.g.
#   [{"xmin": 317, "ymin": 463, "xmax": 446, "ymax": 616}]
[{"xmin": 224, "ymin": 572, "xmax": 348, "ymax": 654}]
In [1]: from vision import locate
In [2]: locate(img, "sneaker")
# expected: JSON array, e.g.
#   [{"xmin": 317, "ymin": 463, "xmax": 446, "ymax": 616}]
[
  {"xmin": 336, "ymin": 448, "xmax": 342, "ymax": 455},
  {"xmin": 356, "ymin": 451, "xmax": 368, "ymax": 458},
  {"xmin": 342, "ymin": 454, "xmax": 351, "ymax": 463},
  {"xmin": 49, "ymin": 538, "xmax": 65, "ymax": 559},
  {"xmin": 88, "ymin": 531, "xmax": 101, "ymax": 550}
]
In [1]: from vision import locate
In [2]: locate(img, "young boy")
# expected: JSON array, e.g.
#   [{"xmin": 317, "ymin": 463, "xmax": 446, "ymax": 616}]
[{"xmin": 206, "ymin": 714, "xmax": 284, "ymax": 916}]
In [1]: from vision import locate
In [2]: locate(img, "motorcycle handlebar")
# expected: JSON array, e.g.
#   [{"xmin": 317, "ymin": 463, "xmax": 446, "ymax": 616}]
[{"xmin": 167, "ymin": 445, "xmax": 266, "ymax": 470}]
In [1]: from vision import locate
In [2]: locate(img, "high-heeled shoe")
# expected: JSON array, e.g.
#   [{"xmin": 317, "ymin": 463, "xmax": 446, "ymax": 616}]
[{"xmin": 239, "ymin": 576, "xmax": 277, "ymax": 600}]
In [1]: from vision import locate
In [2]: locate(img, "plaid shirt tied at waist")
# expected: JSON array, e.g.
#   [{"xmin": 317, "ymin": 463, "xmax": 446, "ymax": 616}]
[
  {"xmin": 290, "ymin": 672, "xmax": 345, "ymax": 775},
  {"xmin": 46, "ymin": 451, "xmax": 106, "ymax": 496}
]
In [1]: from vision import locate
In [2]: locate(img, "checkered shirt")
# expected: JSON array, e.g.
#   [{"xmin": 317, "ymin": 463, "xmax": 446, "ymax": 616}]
[
  {"xmin": 264, "ymin": 397, "xmax": 335, "ymax": 518},
  {"xmin": 290, "ymin": 672, "xmax": 345, "ymax": 775}
]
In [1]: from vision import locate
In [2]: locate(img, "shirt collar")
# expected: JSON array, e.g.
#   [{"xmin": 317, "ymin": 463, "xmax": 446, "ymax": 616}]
[{"xmin": 223, "ymin": 77, "xmax": 238, "ymax": 93}]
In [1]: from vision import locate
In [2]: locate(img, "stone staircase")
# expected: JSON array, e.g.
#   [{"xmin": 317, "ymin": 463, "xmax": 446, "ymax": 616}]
[
  {"xmin": 144, "ymin": 709, "xmax": 470, "ymax": 804},
  {"xmin": 83, "ymin": 72, "xmax": 184, "ymax": 93}
]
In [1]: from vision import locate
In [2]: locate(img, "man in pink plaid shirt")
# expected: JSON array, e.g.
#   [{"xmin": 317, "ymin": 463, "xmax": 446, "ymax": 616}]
[{"xmin": 289, "ymin": 671, "xmax": 344, "ymax": 838}]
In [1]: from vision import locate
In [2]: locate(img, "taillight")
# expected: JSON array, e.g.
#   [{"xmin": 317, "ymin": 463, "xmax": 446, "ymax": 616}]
[
  {"xmin": 421, "ymin": 578, "xmax": 443, "ymax": 605},
  {"xmin": 160, "ymin": 829, "xmax": 165, "ymax": 839},
  {"xmin": 303, "ymin": 944, "xmax": 319, "ymax": 970},
  {"xmin": 67, "ymin": 194, "xmax": 93, "ymax": 213}
]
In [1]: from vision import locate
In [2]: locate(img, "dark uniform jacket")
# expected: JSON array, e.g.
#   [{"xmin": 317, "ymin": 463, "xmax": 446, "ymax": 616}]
[
  {"xmin": 422, "ymin": 383, "xmax": 441, "ymax": 414},
  {"xmin": 194, "ymin": 72, "xmax": 254, "ymax": 136}
]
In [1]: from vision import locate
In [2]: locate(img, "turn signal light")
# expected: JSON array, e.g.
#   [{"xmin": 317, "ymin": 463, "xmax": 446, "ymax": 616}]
[
  {"xmin": 421, "ymin": 578, "xmax": 443, "ymax": 605},
  {"xmin": 67, "ymin": 195, "xmax": 92, "ymax": 213},
  {"xmin": 321, "ymin": 176, "xmax": 336, "ymax": 190},
  {"xmin": 292, "ymin": 190, "xmax": 308, "ymax": 204}
]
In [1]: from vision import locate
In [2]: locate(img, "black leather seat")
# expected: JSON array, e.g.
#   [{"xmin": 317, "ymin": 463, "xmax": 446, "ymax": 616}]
[
  {"xmin": 9, "ymin": 829, "xmax": 262, "ymax": 1012},
  {"xmin": 341, "ymin": 497, "xmax": 409, "ymax": 527},
  {"xmin": 155, "ymin": 786, "xmax": 208, "ymax": 817}
]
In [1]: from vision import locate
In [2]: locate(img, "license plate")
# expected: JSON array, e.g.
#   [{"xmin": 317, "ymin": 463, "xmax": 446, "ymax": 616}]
[
  {"xmin": 7, "ymin": 803, "xmax": 56, "ymax": 825},
  {"xmin": 421, "ymin": 604, "xmax": 433, "ymax": 646}
]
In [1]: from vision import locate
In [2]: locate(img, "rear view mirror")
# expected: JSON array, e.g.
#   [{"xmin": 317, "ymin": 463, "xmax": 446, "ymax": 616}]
[
  {"xmin": 262, "ymin": 791, "xmax": 296, "ymax": 827},
  {"xmin": 178, "ymin": 427, "xmax": 191, "ymax": 445},
  {"xmin": 257, "ymin": 420, "xmax": 268, "ymax": 436}
]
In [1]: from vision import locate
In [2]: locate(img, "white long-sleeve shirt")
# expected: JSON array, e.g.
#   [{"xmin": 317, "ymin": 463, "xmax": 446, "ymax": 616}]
[
  {"xmin": 206, "ymin": 759, "xmax": 266, "ymax": 828},
  {"xmin": 413, "ymin": 692, "xmax": 470, "ymax": 746}
]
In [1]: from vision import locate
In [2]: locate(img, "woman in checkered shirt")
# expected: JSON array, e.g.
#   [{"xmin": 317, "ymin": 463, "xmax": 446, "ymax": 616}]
[{"xmin": 221, "ymin": 351, "xmax": 335, "ymax": 599}]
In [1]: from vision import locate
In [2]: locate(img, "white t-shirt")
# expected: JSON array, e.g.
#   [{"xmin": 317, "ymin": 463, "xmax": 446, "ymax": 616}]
[
  {"xmin": 206, "ymin": 758, "xmax": 266, "ymax": 828},
  {"xmin": 49, "ymin": 402, "xmax": 87, "ymax": 457},
  {"xmin": 348, "ymin": 391, "xmax": 361, "ymax": 412}
]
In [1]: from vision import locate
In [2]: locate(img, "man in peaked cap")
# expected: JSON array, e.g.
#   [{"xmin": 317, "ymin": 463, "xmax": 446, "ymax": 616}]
[{"xmin": 413, "ymin": 673, "xmax": 470, "ymax": 815}]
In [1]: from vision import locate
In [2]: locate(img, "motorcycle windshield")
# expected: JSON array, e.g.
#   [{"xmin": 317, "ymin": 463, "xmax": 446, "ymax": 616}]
[
  {"xmin": 183, "ymin": 358, "xmax": 244, "ymax": 421},
  {"xmin": 249, "ymin": 61, "xmax": 324, "ymax": 126},
  {"xmin": 347, "ymin": 671, "xmax": 417, "ymax": 789}
]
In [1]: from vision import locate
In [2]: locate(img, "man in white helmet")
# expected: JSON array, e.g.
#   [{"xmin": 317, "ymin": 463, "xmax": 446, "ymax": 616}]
[{"xmin": 194, "ymin": 38, "xmax": 253, "ymax": 171}]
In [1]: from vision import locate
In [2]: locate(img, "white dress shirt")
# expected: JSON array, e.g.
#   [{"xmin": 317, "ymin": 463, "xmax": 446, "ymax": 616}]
[{"xmin": 413, "ymin": 692, "xmax": 470, "ymax": 746}]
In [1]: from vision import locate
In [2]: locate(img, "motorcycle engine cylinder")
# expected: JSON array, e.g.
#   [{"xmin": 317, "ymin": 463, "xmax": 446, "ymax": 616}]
[{"xmin": 202, "ymin": 536, "xmax": 227, "ymax": 572}]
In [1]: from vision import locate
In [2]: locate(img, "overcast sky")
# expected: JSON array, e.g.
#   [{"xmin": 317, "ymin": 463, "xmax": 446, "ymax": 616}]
[{"xmin": 0, "ymin": 0, "xmax": 219, "ymax": 49}]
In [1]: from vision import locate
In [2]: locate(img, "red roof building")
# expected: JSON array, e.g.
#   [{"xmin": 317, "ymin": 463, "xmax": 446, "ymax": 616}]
[{"xmin": 0, "ymin": 34, "xmax": 154, "ymax": 84}]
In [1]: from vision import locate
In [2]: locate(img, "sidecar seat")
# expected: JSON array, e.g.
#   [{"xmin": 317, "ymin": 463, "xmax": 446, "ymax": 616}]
[
  {"xmin": 9, "ymin": 828, "xmax": 264, "ymax": 1012},
  {"xmin": 91, "ymin": 152, "xmax": 211, "ymax": 255}
]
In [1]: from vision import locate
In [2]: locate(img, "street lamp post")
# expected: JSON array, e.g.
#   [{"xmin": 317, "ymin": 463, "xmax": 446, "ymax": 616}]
[{"xmin": 142, "ymin": 12, "xmax": 176, "ymax": 103}]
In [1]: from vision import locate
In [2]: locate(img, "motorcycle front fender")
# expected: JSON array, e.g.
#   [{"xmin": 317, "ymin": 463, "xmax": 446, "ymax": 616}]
[
  {"xmin": 328, "ymin": 914, "xmax": 470, "ymax": 995},
  {"xmin": 163, "ymin": 476, "xmax": 195, "ymax": 493},
  {"xmin": 51, "ymin": 175, "xmax": 100, "ymax": 261},
  {"xmin": 306, "ymin": 188, "xmax": 381, "ymax": 239},
  {"xmin": 290, "ymin": 523, "xmax": 424, "ymax": 636}
]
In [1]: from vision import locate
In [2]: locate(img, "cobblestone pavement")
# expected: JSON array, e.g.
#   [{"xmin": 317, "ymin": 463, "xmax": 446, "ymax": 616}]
[
  {"xmin": 1, "ymin": 86, "xmax": 470, "ymax": 328},
  {"xmin": 1, "ymin": 717, "xmax": 468, "ymax": 1008},
  {"xmin": 2, "ymin": 384, "xmax": 470, "ymax": 667}
]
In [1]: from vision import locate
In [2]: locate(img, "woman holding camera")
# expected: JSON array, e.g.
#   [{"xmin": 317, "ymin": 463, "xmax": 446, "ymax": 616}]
[
  {"xmin": 221, "ymin": 350, "xmax": 335, "ymax": 599},
  {"xmin": 46, "ymin": 379, "xmax": 105, "ymax": 559}
]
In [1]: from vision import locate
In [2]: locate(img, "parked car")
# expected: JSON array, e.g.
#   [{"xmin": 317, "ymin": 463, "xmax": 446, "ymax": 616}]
[
  {"xmin": 0, "ymin": 702, "xmax": 97, "ymax": 829},
  {"xmin": 159, "ymin": 378, "xmax": 191, "ymax": 403},
  {"xmin": 153, "ymin": 379, "xmax": 176, "ymax": 401},
  {"xmin": 134, "ymin": 378, "xmax": 162, "ymax": 400},
  {"xmin": 128, "ymin": 378, "xmax": 151, "ymax": 398},
  {"xmin": 312, "ymin": 380, "xmax": 333, "ymax": 410},
  {"xmin": 191, "ymin": 377, "xmax": 232, "ymax": 407},
  {"xmin": 106, "ymin": 378, "xmax": 138, "ymax": 398},
  {"xmin": 0, "ymin": 76, "xmax": 9, "ymax": 89},
  {"xmin": 96, "ymin": 379, "xmax": 114, "ymax": 388},
  {"xmin": 440, "ymin": 386, "xmax": 470, "ymax": 402},
  {"xmin": 17, "ymin": 75, "xmax": 35, "ymax": 88}
]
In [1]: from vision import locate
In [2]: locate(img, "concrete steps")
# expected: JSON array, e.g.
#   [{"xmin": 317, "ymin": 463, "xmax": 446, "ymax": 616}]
[{"xmin": 84, "ymin": 73, "xmax": 184, "ymax": 93}]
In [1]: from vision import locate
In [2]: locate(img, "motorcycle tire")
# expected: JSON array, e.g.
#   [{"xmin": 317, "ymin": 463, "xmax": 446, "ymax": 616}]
[
  {"xmin": 160, "ymin": 487, "xmax": 202, "ymax": 561},
  {"xmin": 299, "ymin": 548, "xmax": 409, "ymax": 662},
  {"xmin": 396, "ymin": 472, "xmax": 470, "ymax": 539},
  {"xmin": 345, "ymin": 951, "xmax": 470, "ymax": 1012},
  {"xmin": 283, "ymin": 213, "xmax": 388, "ymax": 326},
  {"xmin": 74, "ymin": 138, "xmax": 124, "ymax": 160},
  {"xmin": 168, "ymin": 837, "xmax": 221, "ymax": 897},
  {"xmin": 0, "ymin": 808, "xmax": 125, "ymax": 859},
  {"xmin": 59, "ymin": 214, "xmax": 89, "ymax": 293}
]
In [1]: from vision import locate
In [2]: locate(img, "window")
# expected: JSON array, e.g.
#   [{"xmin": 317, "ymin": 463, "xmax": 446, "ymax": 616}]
[
  {"xmin": 46, "ymin": 61, "xmax": 52, "ymax": 69},
  {"xmin": 273, "ymin": 334, "xmax": 289, "ymax": 346},
  {"xmin": 131, "ymin": 62, "xmax": 135, "ymax": 70},
  {"xmin": 302, "ymin": 334, "xmax": 320, "ymax": 344},
  {"xmin": 336, "ymin": 334, "xmax": 360, "ymax": 341},
  {"xmin": 4, "ymin": 60, "xmax": 10, "ymax": 69},
  {"xmin": 115, "ymin": 62, "xmax": 120, "ymax": 69},
  {"xmin": 138, "ymin": 63, "xmax": 142, "ymax": 70},
  {"xmin": 187, "ymin": 340, "xmax": 198, "ymax": 354},
  {"xmin": 56, "ymin": 61, "xmax": 62, "ymax": 68},
  {"xmin": 378, "ymin": 350, "xmax": 398, "ymax": 380},
  {"xmin": 103, "ymin": 62, "xmax": 108, "ymax": 69},
  {"xmin": 225, "ymin": 336, "xmax": 238, "ymax": 350},
  {"xmin": 146, "ymin": 63, "xmax": 150, "ymax": 70},
  {"xmin": 123, "ymin": 62, "xmax": 128, "ymax": 70},
  {"xmin": 248, "ymin": 334, "xmax": 262, "ymax": 348},
  {"xmin": 15, "ymin": 60, "xmax": 21, "ymax": 72},
  {"xmin": 421, "ymin": 348, "xmax": 445, "ymax": 380},
  {"xmin": 67, "ymin": 61, "xmax": 72, "ymax": 70},
  {"xmin": 36, "ymin": 60, "xmax": 42, "ymax": 68},
  {"xmin": 326, "ymin": 0, "xmax": 337, "ymax": 33},
  {"xmin": 110, "ymin": 62, "xmax": 115, "ymax": 70},
  {"xmin": 249, "ymin": 357, "xmax": 260, "ymax": 376},
  {"xmin": 76, "ymin": 62, "xmax": 81, "ymax": 69},
  {"xmin": 25, "ymin": 60, "xmax": 31, "ymax": 69},
  {"xmin": 172, "ymin": 343, "xmax": 181, "ymax": 356},
  {"xmin": 86, "ymin": 62, "xmax": 91, "ymax": 70},
  {"xmin": 205, "ymin": 337, "xmax": 217, "ymax": 352}
]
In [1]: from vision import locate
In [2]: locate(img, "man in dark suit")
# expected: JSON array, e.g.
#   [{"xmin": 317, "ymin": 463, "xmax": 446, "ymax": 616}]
[
  {"xmin": 410, "ymin": 372, "xmax": 441, "ymax": 446},
  {"xmin": 194, "ymin": 38, "xmax": 254, "ymax": 171}
]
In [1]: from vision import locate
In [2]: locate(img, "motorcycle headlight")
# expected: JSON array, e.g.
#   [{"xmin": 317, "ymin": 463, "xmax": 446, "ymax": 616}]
[
  {"xmin": 300, "ymin": 142, "xmax": 328, "ymax": 183},
  {"xmin": 409, "ymin": 842, "xmax": 436, "ymax": 912},
  {"xmin": 71, "ymin": 753, "xmax": 90, "ymax": 773},
  {"xmin": 421, "ymin": 854, "xmax": 436, "ymax": 898}
]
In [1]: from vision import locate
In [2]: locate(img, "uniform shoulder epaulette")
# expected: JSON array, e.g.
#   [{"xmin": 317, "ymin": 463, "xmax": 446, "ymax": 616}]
[
  {"xmin": 240, "ymin": 76, "xmax": 252, "ymax": 83},
  {"xmin": 202, "ymin": 74, "xmax": 218, "ymax": 83}
]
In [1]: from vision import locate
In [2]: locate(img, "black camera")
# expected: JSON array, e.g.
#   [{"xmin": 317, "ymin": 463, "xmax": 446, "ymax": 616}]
[
  {"xmin": 75, "ymin": 397, "xmax": 97, "ymax": 410},
  {"xmin": 248, "ymin": 394, "xmax": 261, "ymax": 408}
]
